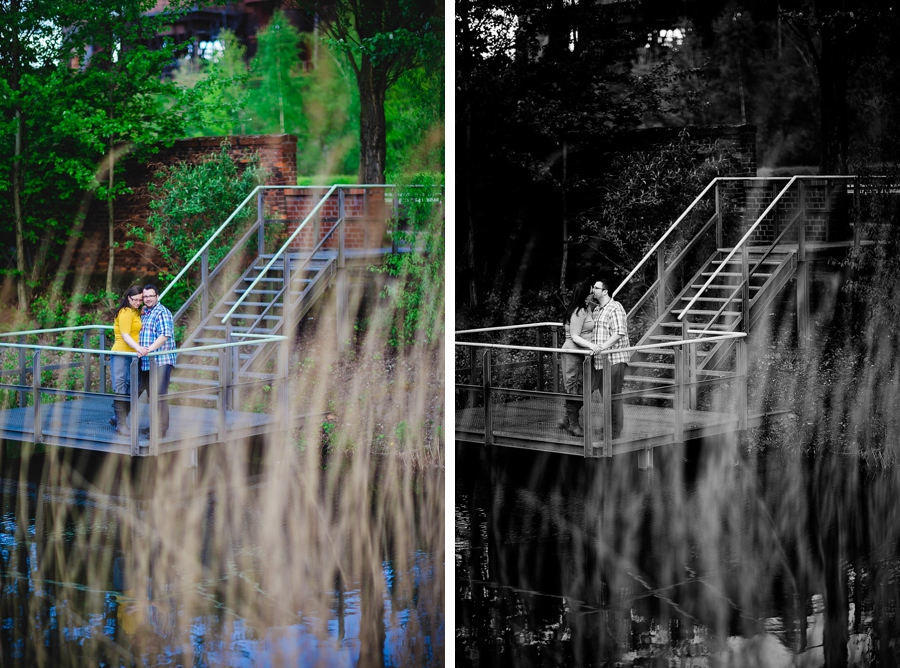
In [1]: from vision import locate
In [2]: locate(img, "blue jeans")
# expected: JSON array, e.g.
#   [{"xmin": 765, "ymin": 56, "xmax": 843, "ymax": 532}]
[
  {"xmin": 139, "ymin": 364, "xmax": 173, "ymax": 434},
  {"xmin": 110, "ymin": 354, "xmax": 135, "ymax": 420}
]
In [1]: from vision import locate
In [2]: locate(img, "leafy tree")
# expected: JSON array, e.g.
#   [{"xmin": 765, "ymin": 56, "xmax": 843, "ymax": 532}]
[
  {"xmin": 129, "ymin": 143, "xmax": 268, "ymax": 309},
  {"xmin": 781, "ymin": 0, "xmax": 892, "ymax": 174},
  {"xmin": 288, "ymin": 0, "xmax": 442, "ymax": 183}
]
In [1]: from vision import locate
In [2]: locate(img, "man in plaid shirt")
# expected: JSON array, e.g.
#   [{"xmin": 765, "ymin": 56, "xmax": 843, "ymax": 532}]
[
  {"xmin": 138, "ymin": 284, "xmax": 177, "ymax": 437},
  {"xmin": 590, "ymin": 276, "xmax": 630, "ymax": 438}
]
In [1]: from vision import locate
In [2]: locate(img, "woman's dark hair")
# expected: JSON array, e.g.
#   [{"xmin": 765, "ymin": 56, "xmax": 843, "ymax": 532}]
[
  {"xmin": 113, "ymin": 285, "xmax": 143, "ymax": 319},
  {"xmin": 562, "ymin": 279, "xmax": 593, "ymax": 325}
]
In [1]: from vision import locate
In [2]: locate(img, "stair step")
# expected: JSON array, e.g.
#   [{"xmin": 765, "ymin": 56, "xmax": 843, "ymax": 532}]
[
  {"xmin": 235, "ymin": 289, "xmax": 283, "ymax": 296},
  {"xmin": 659, "ymin": 322, "xmax": 731, "ymax": 330},
  {"xmin": 628, "ymin": 361, "xmax": 675, "ymax": 370},
  {"xmin": 701, "ymin": 272, "xmax": 772, "ymax": 279},
  {"xmin": 672, "ymin": 309, "xmax": 741, "ymax": 316},
  {"xmin": 625, "ymin": 375, "xmax": 675, "ymax": 385},
  {"xmin": 712, "ymin": 257, "xmax": 784, "ymax": 266},
  {"xmin": 204, "ymin": 325, "xmax": 274, "ymax": 334},
  {"xmin": 176, "ymin": 363, "xmax": 220, "ymax": 372},
  {"xmin": 678, "ymin": 296, "xmax": 738, "ymax": 303},
  {"xmin": 691, "ymin": 284, "xmax": 761, "ymax": 291},
  {"xmin": 170, "ymin": 376, "xmax": 218, "ymax": 387}
]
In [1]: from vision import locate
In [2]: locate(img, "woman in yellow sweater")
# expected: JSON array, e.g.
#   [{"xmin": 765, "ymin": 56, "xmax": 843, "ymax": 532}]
[{"xmin": 110, "ymin": 285, "xmax": 148, "ymax": 436}]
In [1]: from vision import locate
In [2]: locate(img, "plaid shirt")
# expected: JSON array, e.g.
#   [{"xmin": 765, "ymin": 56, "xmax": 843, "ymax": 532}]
[
  {"xmin": 139, "ymin": 303, "xmax": 177, "ymax": 370},
  {"xmin": 592, "ymin": 299, "xmax": 630, "ymax": 368}
]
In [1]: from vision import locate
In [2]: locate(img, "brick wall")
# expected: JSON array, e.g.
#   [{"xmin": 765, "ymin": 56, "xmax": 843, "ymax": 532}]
[
  {"xmin": 721, "ymin": 178, "xmax": 854, "ymax": 246},
  {"xmin": 76, "ymin": 134, "xmax": 298, "ymax": 279}
]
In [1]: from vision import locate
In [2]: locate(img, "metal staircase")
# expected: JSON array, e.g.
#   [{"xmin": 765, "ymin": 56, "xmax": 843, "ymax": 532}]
[
  {"xmin": 156, "ymin": 184, "xmax": 363, "ymax": 402},
  {"xmin": 615, "ymin": 175, "xmax": 860, "ymax": 405}
]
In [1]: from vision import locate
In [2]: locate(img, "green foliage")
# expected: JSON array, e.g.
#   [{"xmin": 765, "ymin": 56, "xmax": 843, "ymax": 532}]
[
  {"xmin": 578, "ymin": 131, "xmax": 730, "ymax": 277},
  {"xmin": 129, "ymin": 143, "xmax": 267, "ymax": 309},
  {"xmin": 370, "ymin": 173, "xmax": 444, "ymax": 347},
  {"xmin": 30, "ymin": 291, "xmax": 110, "ymax": 332}
]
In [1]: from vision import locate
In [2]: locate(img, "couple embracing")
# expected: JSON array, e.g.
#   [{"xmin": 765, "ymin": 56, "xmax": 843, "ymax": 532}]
[{"xmin": 558, "ymin": 277, "xmax": 629, "ymax": 439}]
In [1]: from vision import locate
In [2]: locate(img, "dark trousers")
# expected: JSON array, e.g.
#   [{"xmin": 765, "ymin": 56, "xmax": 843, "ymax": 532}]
[
  {"xmin": 138, "ymin": 364, "xmax": 173, "ymax": 434},
  {"xmin": 591, "ymin": 361, "xmax": 627, "ymax": 435}
]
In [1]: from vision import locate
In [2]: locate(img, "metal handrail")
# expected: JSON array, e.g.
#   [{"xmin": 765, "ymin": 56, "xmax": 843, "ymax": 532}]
[
  {"xmin": 0, "ymin": 334, "xmax": 285, "ymax": 357},
  {"xmin": 612, "ymin": 177, "xmax": 791, "ymax": 300},
  {"xmin": 677, "ymin": 175, "xmax": 858, "ymax": 320},
  {"xmin": 0, "ymin": 324, "xmax": 113, "ymax": 338},
  {"xmin": 221, "ymin": 183, "xmax": 391, "ymax": 323},
  {"xmin": 158, "ymin": 186, "xmax": 263, "ymax": 303},
  {"xmin": 455, "ymin": 331, "xmax": 745, "ymax": 356},
  {"xmin": 456, "ymin": 322, "xmax": 562, "ymax": 335}
]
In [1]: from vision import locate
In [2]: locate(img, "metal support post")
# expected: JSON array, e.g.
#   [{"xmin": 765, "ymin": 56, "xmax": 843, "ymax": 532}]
[
  {"xmin": 99, "ymin": 331, "xmax": 107, "ymax": 393},
  {"xmin": 797, "ymin": 181, "xmax": 810, "ymax": 347},
  {"xmin": 467, "ymin": 347, "xmax": 476, "ymax": 408},
  {"xmin": 852, "ymin": 177, "xmax": 861, "ymax": 248},
  {"xmin": 583, "ymin": 357, "xmax": 594, "ymax": 457},
  {"xmin": 201, "ymin": 250, "xmax": 209, "ymax": 320},
  {"xmin": 18, "ymin": 337, "xmax": 26, "ymax": 408},
  {"xmin": 673, "ymin": 348, "xmax": 684, "ymax": 445},
  {"xmin": 737, "ymin": 338, "xmax": 748, "ymax": 432},
  {"xmin": 258, "ymin": 189, "xmax": 265, "ymax": 255},
  {"xmin": 149, "ymin": 359, "xmax": 160, "ymax": 457},
  {"xmin": 83, "ymin": 333, "xmax": 91, "ymax": 393},
  {"xmin": 218, "ymin": 349, "xmax": 228, "ymax": 443},
  {"xmin": 551, "ymin": 328, "xmax": 559, "ymax": 393},
  {"xmin": 715, "ymin": 182, "xmax": 723, "ymax": 248},
  {"xmin": 741, "ymin": 244, "xmax": 750, "ymax": 334},
  {"xmin": 657, "ymin": 244, "xmax": 666, "ymax": 319},
  {"xmin": 129, "ymin": 358, "xmax": 139, "ymax": 456},
  {"xmin": 535, "ymin": 329, "xmax": 543, "ymax": 391},
  {"xmin": 683, "ymin": 320, "xmax": 697, "ymax": 410},
  {"xmin": 482, "ymin": 352, "xmax": 493, "ymax": 446},
  {"xmin": 336, "ymin": 189, "xmax": 348, "ymax": 352},
  {"xmin": 32, "ymin": 350, "xmax": 42, "ymax": 443},
  {"xmin": 279, "ymin": 337, "xmax": 290, "ymax": 444},
  {"xmin": 602, "ymin": 354, "xmax": 612, "ymax": 458}
]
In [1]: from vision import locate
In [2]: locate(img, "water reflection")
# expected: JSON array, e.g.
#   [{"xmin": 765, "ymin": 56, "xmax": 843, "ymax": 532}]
[
  {"xmin": 1, "ymin": 445, "xmax": 443, "ymax": 666},
  {"xmin": 456, "ymin": 437, "xmax": 900, "ymax": 667}
]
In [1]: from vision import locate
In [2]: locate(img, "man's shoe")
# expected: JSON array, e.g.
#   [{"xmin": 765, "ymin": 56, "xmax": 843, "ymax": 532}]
[
  {"xmin": 140, "ymin": 427, "xmax": 167, "ymax": 438},
  {"xmin": 109, "ymin": 417, "xmax": 117, "ymax": 427},
  {"xmin": 115, "ymin": 425, "xmax": 130, "ymax": 437}
]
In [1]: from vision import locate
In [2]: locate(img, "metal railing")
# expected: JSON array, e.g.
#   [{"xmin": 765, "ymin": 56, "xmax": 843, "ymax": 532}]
[
  {"xmin": 0, "ymin": 328, "xmax": 287, "ymax": 457},
  {"xmin": 455, "ymin": 325, "xmax": 747, "ymax": 458},
  {"xmin": 678, "ymin": 175, "xmax": 859, "ymax": 330}
]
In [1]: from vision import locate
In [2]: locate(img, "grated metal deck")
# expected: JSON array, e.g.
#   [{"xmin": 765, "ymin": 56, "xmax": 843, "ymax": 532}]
[{"xmin": 0, "ymin": 397, "xmax": 306, "ymax": 457}]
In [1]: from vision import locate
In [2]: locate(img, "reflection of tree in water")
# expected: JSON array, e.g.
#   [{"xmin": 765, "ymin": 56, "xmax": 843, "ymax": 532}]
[{"xmin": 457, "ymin": 441, "xmax": 900, "ymax": 666}]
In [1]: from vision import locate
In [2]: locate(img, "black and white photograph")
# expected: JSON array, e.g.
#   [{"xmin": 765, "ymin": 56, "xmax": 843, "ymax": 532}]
[{"xmin": 456, "ymin": 1, "xmax": 900, "ymax": 666}]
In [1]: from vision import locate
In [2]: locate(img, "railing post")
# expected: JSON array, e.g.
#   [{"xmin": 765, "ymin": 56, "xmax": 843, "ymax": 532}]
[
  {"xmin": 602, "ymin": 354, "xmax": 612, "ymax": 457},
  {"xmin": 18, "ymin": 336, "xmax": 26, "ymax": 408},
  {"xmin": 551, "ymin": 328, "xmax": 560, "ymax": 393},
  {"xmin": 258, "ymin": 188, "xmax": 265, "ymax": 256},
  {"xmin": 32, "ymin": 350, "xmax": 42, "ymax": 443},
  {"xmin": 673, "ymin": 348, "xmax": 684, "ymax": 445},
  {"xmin": 482, "ymin": 351, "xmax": 493, "ymax": 446},
  {"xmin": 336, "ymin": 188, "xmax": 348, "ymax": 352},
  {"xmin": 737, "ymin": 338, "xmax": 748, "ymax": 432},
  {"xmin": 583, "ymin": 356, "xmax": 594, "ymax": 457},
  {"xmin": 279, "ymin": 337, "xmax": 290, "ymax": 443},
  {"xmin": 656, "ymin": 243, "xmax": 666, "ymax": 320},
  {"xmin": 226, "ymin": 320, "xmax": 237, "ymax": 410},
  {"xmin": 853, "ymin": 177, "xmax": 861, "ymax": 248},
  {"xmin": 741, "ymin": 244, "xmax": 750, "ymax": 334},
  {"xmin": 218, "ymin": 348, "xmax": 228, "ymax": 443},
  {"xmin": 129, "ymin": 357, "xmax": 139, "ymax": 456},
  {"xmin": 683, "ymin": 320, "xmax": 697, "ymax": 410},
  {"xmin": 715, "ymin": 182, "xmax": 723, "ymax": 248},
  {"xmin": 149, "ymin": 358, "xmax": 160, "ymax": 457},
  {"xmin": 391, "ymin": 186, "xmax": 399, "ymax": 254},
  {"xmin": 201, "ymin": 249, "xmax": 209, "ymax": 320},
  {"xmin": 467, "ymin": 346, "xmax": 476, "ymax": 408},
  {"xmin": 535, "ymin": 329, "xmax": 543, "ymax": 391},
  {"xmin": 99, "ymin": 331, "xmax": 107, "ymax": 393},
  {"xmin": 797, "ymin": 180, "xmax": 809, "ymax": 348},
  {"xmin": 83, "ymin": 332, "xmax": 91, "ymax": 393}
]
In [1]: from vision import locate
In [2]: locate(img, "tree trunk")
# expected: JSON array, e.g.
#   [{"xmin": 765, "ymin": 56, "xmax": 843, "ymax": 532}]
[
  {"xmin": 105, "ymin": 138, "xmax": 115, "ymax": 301},
  {"xmin": 357, "ymin": 57, "xmax": 387, "ymax": 184},
  {"xmin": 11, "ymin": 0, "xmax": 28, "ymax": 312}
]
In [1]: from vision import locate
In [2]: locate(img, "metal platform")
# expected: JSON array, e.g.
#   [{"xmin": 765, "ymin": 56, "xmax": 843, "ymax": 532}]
[
  {"xmin": 455, "ymin": 396, "xmax": 751, "ymax": 458},
  {"xmin": 0, "ymin": 397, "xmax": 307, "ymax": 457}
]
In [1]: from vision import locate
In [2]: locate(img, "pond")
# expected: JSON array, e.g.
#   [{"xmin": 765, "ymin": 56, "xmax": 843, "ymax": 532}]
[
  {"xmin": 456, "ymin": 435, "xmax": 900, "ymax": 667},
  {"xmin": 0, "ymin": 443, "xmax": 444, "ymax": 667}
]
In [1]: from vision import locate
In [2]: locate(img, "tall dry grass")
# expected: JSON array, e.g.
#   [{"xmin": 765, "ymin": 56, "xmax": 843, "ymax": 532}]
[{"xmin": 1, "ymin": 275, "xmax": 444, "ymax": 666}]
